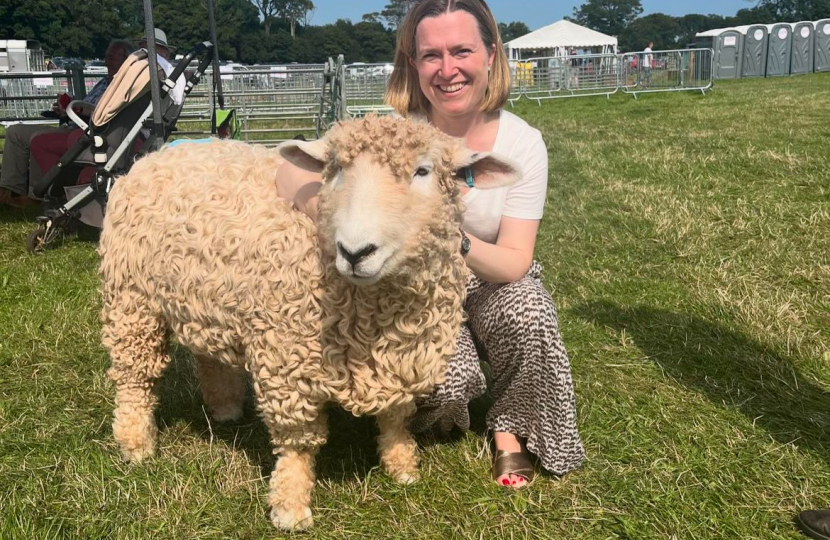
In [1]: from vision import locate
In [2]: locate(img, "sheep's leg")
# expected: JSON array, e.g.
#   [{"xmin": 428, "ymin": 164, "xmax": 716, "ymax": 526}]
[
  {"xmin": 103, "ymin": 296, "xmax": 170, "ymax": 462},
  {"xmin": 268, "ymin": 444, "xmax": 320, "ymax": 531},
  {"xmin": 376, "ymin": 402, "xmax": 420, "ymax": 484},
  {"xmin": 194, "ymin": 356, "xmax": 246, "ymax": 422},
  {"xmin": 252, "ymin": 374, "xmax": 328, "ymax": 531}
]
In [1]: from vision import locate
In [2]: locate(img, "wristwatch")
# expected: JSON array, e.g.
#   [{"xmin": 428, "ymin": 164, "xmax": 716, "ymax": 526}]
[{"xmin": 460, "ymin": 230, "xmax": 471, "ymax": 258}]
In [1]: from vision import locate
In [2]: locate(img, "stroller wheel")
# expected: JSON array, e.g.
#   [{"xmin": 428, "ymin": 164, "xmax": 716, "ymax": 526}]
[{"xmin": 27, "ymin": 227, "xmax": 48, "ymax": 253}]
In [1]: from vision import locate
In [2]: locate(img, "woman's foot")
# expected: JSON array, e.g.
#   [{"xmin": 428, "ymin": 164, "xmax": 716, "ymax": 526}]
[{"xmin": 492, "ymin": 431, "xmax": 533, "ymax": 488}]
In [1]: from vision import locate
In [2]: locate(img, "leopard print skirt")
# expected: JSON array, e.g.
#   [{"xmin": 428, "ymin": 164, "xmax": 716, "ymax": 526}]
[{"xmin": 411, "ymin": 262, "xmax": 585, "ymax": 476}]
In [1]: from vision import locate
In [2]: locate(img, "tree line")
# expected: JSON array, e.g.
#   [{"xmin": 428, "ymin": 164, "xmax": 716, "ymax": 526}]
[
  {"xmin": 1, "ymin": 0, "xmax": 828, "ymax": 63},
  {"xmin": 569, "ymin": 0, "xmax": 830, "ymax": 51}
]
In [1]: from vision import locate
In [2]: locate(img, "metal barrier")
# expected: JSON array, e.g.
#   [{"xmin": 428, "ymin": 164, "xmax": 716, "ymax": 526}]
[
  {"xmin": 619, "ymin": 48, "xmax": 714, "ymax": 98},
  {"xmin": 316, "ymin": 55, "xmax": 346, "ymax": 137},
  {"xmin": 507, "ymin": 48, "xmax": 714, "ymax": 103},
  {"xmin": 342, "ymin": 62, "xmax": 395, "ymax": 117},
  {"xmin": 511, "ymin": 53, "xmax": 620, "ymax": 104},
  {"xmin": 1, "ymin": 48, "xmax": 716, "ymax": 161},
  {"xmin": 177, "ymin": 63, "xmax": 328, "ymax": 143},
  {"xmin": 0, "ymin": 70, "xmax": 103, "ymax": 120}
]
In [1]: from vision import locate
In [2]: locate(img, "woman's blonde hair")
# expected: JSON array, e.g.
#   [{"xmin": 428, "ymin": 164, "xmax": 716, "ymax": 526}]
[{"xmin": 385, "ymin": 0, "xmax": 511, "ymax": 117}]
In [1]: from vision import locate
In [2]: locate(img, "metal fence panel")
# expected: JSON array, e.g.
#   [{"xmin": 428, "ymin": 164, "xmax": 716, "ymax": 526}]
[
  {"xmin": 342, "ymin": 63, "xmax": 394, "ymax": 117},
  {"xmin": 619, "ymin": 49, "xmax": 714, "ymax": 98},
  {"xmin": 512, "ymin": 54, "xmax": 620, "ymax": 104},
  {"xmin": 0, "ymin": 71, "xmax": 103, "ymax": 120}
]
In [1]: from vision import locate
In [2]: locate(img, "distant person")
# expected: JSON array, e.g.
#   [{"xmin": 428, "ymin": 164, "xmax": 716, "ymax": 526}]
[
  {"xmin": 27, "ymin": 28, "xmax": 186, "ymax": 195},
  {"xmin": 137, "ymin": 28, "xmax": 185, "ymax": 105},
  {"xmin": 0, "ymin": 40, "xmax": 133, "ymax": 207},
  {"xmin": 797, "ymin": 510, "xmax": 830, "ymax": 539},
  {"xmin": 642, "ymin": 41, "xmax": 654, "ymax": 87}
]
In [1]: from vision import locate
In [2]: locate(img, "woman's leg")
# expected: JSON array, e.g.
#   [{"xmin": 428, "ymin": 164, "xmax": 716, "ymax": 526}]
[
  {"xmin": 466, "ymin": 262, "xmax": 584, "ymax": 485},
  {"xmin": 410, "ymin": 323, "xmax": 487, "ymax": 434}
]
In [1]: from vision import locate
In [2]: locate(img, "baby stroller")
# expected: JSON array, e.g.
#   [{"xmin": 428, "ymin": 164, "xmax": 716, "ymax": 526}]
[{"xmin": 26, "ymin": 41, "xmax": 215, "ymax": 253}]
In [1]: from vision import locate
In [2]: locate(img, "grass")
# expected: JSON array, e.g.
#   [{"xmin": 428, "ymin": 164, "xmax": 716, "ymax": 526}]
[{"xmin": 1, "ymin": 73, "xmax": 829, "ymax": 539}]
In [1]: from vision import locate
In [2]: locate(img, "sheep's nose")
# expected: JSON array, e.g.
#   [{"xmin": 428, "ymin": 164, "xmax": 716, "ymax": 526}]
[{"xmin": 337, "ymin": 242, "xmax": 378, "ymax": 268}]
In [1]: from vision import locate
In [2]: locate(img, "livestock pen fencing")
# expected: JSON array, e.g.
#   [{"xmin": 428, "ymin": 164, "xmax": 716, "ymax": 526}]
[{"xmin": 1, "ymin": 48, "xmax": 714, "ymax": 156}]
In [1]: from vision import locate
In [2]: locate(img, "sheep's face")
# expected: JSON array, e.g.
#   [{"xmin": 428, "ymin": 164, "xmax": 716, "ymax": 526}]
[{"xmin": 278, "ymin": 116, "xmax": 520, "ymax": 284}]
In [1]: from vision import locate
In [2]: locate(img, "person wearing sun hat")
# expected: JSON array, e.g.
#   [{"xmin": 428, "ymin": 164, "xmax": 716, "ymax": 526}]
[
  {"xmin": 137, "ymin": 28, "xmax": 176, "ymax": 60},
  {"xmin": 136, "ymin": 27, "xmax": 185, "ymax": 105}
]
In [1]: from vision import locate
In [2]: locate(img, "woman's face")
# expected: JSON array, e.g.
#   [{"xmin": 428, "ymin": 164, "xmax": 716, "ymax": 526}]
[{"xmin": 412, "ymin": 10, "xmax": 495, "ymax": 119}]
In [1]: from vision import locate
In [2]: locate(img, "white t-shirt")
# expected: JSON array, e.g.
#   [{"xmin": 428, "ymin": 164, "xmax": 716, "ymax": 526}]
[
  {"xmin": 461, "ymin": 110, "xmax": 548, "ymax": 244},
  {"xmin": 394, "ymin": 110, "xmax": 549, "ymax": 244},
  {"xmin": 643, "ymin": 47, "xmax": 653, "ymax": 68}
]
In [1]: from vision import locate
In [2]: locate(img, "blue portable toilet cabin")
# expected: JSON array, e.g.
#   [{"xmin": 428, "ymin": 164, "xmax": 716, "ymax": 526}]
[
  {"xmin": 813, "ymin": 19, "xmax": 830, "ymax": 72},
  {"xmin": 695, "ymin": 27, "xmax": 743, "ymax": 79},
  {"xmin": 791, "ymin": 21, "xmax": 815, "ymax": 74},
  {"xmin": 766, "ymin": 23, "xmax": 793, "ymax": 76},
  {"xmin": 737, "ymin": 24, "xmax": 769, "ymax": 77}
]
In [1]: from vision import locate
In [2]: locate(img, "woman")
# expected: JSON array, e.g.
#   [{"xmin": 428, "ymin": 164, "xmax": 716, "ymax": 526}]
[{"xmin": 276, "ymin": 0, "xmax": 584, "ymax": 488}]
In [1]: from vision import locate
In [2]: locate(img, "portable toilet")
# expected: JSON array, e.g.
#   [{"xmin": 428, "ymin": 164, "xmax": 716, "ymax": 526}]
[
  {"xmin": 738, "ymin": 24, "xmax": 768, "ymax": 77},
  {"xmin": 791, "ymin": 21, "xmax": 815, "ymax": 74},
  {"xmin": 766, "ymin": 23, "xmax": 793, "ymax": 76},
  {"xmin": 813, "ymin": 19, "xmax": 830, "ymax": 72},
  {"xmin": 695, "ymin": 27, "xmax": 742, "ymax": 79}
]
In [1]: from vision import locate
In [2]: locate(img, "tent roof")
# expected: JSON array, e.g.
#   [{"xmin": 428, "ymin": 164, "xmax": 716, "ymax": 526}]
[{"xmin": 505, "ymin": 20, "xmax": 617, "ymax": 50}]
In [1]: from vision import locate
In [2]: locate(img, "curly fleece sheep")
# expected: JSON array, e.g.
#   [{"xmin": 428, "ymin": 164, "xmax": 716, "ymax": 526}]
[{"xmin": 99, "ymin": 115, "xmax": 520, "ymax": 530}]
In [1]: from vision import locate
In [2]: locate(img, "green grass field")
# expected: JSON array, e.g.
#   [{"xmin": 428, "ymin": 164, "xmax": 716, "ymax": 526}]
[{"xmin": 1, "ymin": 73, "xmax": 829, "ymax": 539}]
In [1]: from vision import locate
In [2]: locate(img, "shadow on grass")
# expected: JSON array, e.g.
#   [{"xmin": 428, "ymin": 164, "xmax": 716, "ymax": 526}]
[
  {"xmin": 573, "ymin": 300, "xmax": 830, "ymax": 454},
  {"xmin": 153, "ymin": 344, "xmax": 458, "ymax": 483},
  {"xmin": 0, "ymin": 204, "xmax": 39, "ymax": 224}
]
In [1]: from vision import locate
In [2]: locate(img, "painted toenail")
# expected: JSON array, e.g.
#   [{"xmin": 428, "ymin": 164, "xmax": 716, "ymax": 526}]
[{"xmin": 502, "ymin": 478, "xmax": 510, "ymax": 486}]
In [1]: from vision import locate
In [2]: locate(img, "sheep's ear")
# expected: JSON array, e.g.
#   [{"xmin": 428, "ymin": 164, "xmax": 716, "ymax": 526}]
[
  {"xmin": 452, "ymin": 149, "xmax": 521, "ymax": 190},
  {"xmin": 277, "ymin": 138, "xmax": 328, "ymax": 173}
]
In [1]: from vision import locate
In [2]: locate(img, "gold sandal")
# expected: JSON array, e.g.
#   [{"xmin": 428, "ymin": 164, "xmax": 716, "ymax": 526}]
[{"xmin": 492, "ymin": 449, "xmax": 534, "ymax": 487}]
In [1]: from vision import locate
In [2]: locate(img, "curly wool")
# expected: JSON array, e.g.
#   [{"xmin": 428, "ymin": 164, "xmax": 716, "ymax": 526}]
[
  {"xmin": 101, "ymin": 115, "xmax": 471, "ymax": 429},
  {"xmin": 100, "ymin": 139, "xmax": 332, "ymax": 447},
  {"xmin": 316, "ymin": 115, "xmax": 469, "ymax": 415}
]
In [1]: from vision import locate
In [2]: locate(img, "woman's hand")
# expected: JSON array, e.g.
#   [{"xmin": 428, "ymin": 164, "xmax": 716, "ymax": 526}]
[{"xmin": 275, "ymin": 158, "xmax": 323, "ymax": 223}]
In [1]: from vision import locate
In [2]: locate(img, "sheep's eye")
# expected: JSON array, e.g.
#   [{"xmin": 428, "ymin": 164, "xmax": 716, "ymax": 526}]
[{"xmin": 414, "ymin": 167, "xmax": 430, "ymax": 177}]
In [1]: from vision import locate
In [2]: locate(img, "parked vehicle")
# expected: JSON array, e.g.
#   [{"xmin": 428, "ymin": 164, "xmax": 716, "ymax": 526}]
[{"xmin": 1, "ymin": 39, "xmax": 46, "ymax": 72}]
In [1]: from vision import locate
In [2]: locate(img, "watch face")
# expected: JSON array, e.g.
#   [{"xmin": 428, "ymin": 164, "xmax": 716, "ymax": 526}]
[{"xmin": 461, "ymin": 234, "xmax": 471, "ymax": 255}]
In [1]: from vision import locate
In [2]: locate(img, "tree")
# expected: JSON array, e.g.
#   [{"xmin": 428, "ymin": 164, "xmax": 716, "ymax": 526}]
[
  {"xmin": 249, "ymin": 0, "xmax": 280, "ymax": 34},
  {"xmin": 381, "ymin": 0, "xmax": 418, "ymax": 30},
  {"xmin": 277, "ymin": 0, "xmax": 315, "ymax": 38},
  {"xmin": 675, "ymin": 14, "xmax": 729, "ymax": 48},
  {"xmin": 362, "ymin": 12, "xmax": 383, "ymax": 24},
  {"xmin": 753, "ymin": 0, "xmax": 830, "ymax": 20},
  {"xmin": 619, "ymin": 13, "xmax": 681, "ymax": 51},
  {"xmin": 568, "ymin": 0, "xmax": 643, "ymax": 38},
  {"xmin": 498, "ymin": 21, "xmax": 530, "ymax": 43},
  {"xmin": 353, "ymin": 20, "xmax": 395, "ymax": 61}
]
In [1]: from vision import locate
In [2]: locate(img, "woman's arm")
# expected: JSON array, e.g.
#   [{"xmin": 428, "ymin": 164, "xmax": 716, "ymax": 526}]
[{"xmin": 464, "ymin": 217, "xmax": 540, "ymax": 284}]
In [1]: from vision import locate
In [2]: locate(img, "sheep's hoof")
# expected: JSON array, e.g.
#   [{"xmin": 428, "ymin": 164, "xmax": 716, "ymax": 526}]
[
  {"xmin": 113, "ymin": 421, "xmax": 157, "ymax": 462},
  {"xmin": 118, "ymin": 440, "xmax": 156, "ymax": 462},
  {"xmin": 271, "ymin": 505, "xmax": 313, "ymax": 530},
  {"xmin": 210, "ymin": 403, "xmax": 243, "ymax": 422},
  {"xmin": 393, "ymin": 471, "xmax": 419, "ymax": 485}
]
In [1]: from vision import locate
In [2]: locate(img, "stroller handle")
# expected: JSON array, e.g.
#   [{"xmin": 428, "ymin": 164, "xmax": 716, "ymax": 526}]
[{"xmin": 159, "ymin": 41, "xmax": 214, "ymax": 101}]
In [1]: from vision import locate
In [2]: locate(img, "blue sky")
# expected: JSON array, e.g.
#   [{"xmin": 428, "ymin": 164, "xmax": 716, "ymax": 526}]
[{"xmin": 309, "ymin": 0, "xmax": 754, "ymax": 29}]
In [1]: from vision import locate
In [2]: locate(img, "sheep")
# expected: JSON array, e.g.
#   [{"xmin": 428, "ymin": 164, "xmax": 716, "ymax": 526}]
[{"xmin": 99, "ymin": 114, "xmax": 520, "ymax": 531}]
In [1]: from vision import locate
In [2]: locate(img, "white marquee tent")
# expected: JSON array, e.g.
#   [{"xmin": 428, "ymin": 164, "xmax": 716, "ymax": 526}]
[{"xmin": 505, "ymin": 20, "xmax": 618, "ymax": 60}]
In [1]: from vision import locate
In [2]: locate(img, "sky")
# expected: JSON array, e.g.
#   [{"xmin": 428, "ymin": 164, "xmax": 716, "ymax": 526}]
[{"xmin": 308, "ymin": 0, "xmax": 753, "ymax": 29}]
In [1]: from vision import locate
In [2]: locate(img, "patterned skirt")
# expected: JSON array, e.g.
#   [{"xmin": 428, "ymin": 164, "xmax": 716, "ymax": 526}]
[{"xmin": 411, "ymin": 262, "xmax": 585, "ymax": 476}]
